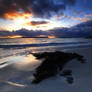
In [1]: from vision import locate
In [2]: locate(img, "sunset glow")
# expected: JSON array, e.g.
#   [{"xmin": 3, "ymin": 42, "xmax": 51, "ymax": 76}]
[
  {"xmin": 0, "ymin": 0, "xmax": 92, "ymax": 38},
  {"xmin": 48, "ymin": 36, "xmax": 56, "ymax": 38},
  {"xmin": 0, "ymin": 35, "xmax": 22, "ymax": 38},
  {"xmin": 1, "ymin": 11, "xmax": 63, "ymax": 31},
  {"xmin": 4, "ymin": 12, "xmax": 32, "ymax": 20},
  {"xmin": 4, "ymin": 12, "xmax": 33, "ymax": 31}
]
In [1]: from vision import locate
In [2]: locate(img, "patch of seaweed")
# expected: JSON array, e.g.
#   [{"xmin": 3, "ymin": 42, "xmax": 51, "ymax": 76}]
[
  {"xmin": 32, "ymin": 51, "xmax": 86, "ymax": 84},
  {"xmin": 60, "ymin": 70, "xmax": 72, "ymax": 77}
]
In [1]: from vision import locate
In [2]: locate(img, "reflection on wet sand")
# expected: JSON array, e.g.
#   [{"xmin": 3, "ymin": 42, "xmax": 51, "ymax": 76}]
[
  {"xmin": 0, "ymin": 54, "xmax": 41, "ymax": 71},
  {"xmin": 6, "ymin": 81, "xmax": 27, "ymax": 87},
  {"xmin": 14, "ymin": 54, "xmax": 42, "ymax": 71}
]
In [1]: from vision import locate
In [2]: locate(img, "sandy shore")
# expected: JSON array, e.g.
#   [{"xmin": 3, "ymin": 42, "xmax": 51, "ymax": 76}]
[{"xmin": 0, "ymin": 47, "xmax": 92, "ymax": 92}]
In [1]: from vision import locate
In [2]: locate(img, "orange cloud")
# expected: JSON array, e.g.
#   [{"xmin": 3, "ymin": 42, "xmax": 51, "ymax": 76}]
[
  {"xmin": 2, "ymin": 11, "xmax": 60, "ymax": 31},
  {"xmin": 4, "ymin": 12, "xmax": 33, "ymax": 20},
  {"xmin": 85, "ymin": 14, "xmax": 92, "ymax": 17}
]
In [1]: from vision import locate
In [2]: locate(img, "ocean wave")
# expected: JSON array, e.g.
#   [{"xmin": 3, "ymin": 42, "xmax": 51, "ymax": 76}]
[{"xmin": 0, "ymin": 42, "xmax": 92, "ymax": 48}]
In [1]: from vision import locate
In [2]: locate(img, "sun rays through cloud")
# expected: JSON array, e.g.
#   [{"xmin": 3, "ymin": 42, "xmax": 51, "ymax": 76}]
[{"xmin": 0, "ymin": 0, "xmax": 92, "ymax": 37}]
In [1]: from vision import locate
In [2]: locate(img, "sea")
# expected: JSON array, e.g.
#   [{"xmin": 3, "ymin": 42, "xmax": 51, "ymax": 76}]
[{"xmin": 0, "ymin": 38, "xmax": 92, "ymax": 69}]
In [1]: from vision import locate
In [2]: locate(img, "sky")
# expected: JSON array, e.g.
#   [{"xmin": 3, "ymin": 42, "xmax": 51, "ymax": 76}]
[{"xmin": 0, "ymin": 0, "xmax": 92, "ymax": 38}]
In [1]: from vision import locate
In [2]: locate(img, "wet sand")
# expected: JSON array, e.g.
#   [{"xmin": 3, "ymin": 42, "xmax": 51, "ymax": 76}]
[{"xmin": 0, "ymin": 47, "xmax": 92, "ymax": 92}]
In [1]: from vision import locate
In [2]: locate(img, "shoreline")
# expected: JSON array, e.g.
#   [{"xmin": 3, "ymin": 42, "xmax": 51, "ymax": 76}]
[{"xmin": 0, "ymin": 47, "xmax": 92, "ymax": 92}]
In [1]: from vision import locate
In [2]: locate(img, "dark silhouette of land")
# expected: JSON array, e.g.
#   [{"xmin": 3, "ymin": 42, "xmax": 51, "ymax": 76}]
[
  {"xmin": 32, "ymin": 51, "xmax": 85, "ymax": 84},
  {"xmin": 86, "ymin": 36, "xmax": 92, "ymax": 38}
]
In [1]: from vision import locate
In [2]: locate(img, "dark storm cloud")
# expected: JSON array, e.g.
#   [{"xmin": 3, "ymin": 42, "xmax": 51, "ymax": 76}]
[
  {"xmin": 0, "ymin": 0, "xmax": 76, "ymax": 18},
  {"xmin": 0, "ymin": 0, "xmax": 33, "ymax": 17},
  {"xmin": 31, "ymin": 0, "xmax": 66, "ymax": 17},
  {"xmin": 64, "ymin": 0, "xmax": 76, "ymax": 5}
]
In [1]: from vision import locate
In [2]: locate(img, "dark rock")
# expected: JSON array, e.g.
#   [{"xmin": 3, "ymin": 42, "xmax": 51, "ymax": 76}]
[
  {"xmin": 32, "ymin": 51, "xmax": 85, "ymax": 84},
  {"xmin": 66, "ymin": 77, "xmax": 74, "ymax": 84},
  {"xmin": 60, "ymin": 70, "xmax": 72, "ymax": 77},
  {"xmin": 86, "ymin": 36, "xmax": 92, "ymax": 39}
]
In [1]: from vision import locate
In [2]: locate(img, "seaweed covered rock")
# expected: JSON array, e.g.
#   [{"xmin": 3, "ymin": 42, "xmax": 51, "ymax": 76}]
[
  {"xmin": 66, "ymin": 77, "xmax": 74, "ymax": 84},
  {"xmin": 60, "ymin": 70, "xmax": 72, "ymax": 77},
  {"xmin": 32, "ymin": 51, "xmax": 85, "ymax": 84}
]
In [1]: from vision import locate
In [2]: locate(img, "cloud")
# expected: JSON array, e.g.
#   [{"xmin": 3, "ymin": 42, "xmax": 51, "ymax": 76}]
[
  {"xmin": 85, "ymin": 14, "xmax": 92, "ymax": 17},
  {"xmin": 0, "ymin": 0, "xmax": 33, "ymax": 17},
  {"xmin": 1, "ymin": 19, "xmax": 92, "ymax": 38},
  {"xmin": 71, "ymin": 14, "xmax": 92, "ymax": 22},
  {"xmin": 13, "ymin": 20, "xmax": 92, "ymax": 37},
  {"xmin": 64, "ymin": 0, "xmax": 76, "ymax": 5},
  {"xmin": 0, "ymin": 0, "xmax": 76, "ymax": 18},
  {"xmin": 31, "ymin": 0, "xmax": 65, "ymax": 17},
  {"xmin": 30, "ymin": 21, "xmax": 49, "ymax": 26},
  {"xmin": 13, "ymin": 29, "xmax": 48, "ymax": 37}
]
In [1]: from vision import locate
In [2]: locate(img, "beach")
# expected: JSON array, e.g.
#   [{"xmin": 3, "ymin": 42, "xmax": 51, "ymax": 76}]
[
  {"xmin": 0, "ymin": 0, "xmax": 92, "ymax": 91},
  {"xmin": 0, "ymin": 45, "xmax": 92, "ymax": 92}
]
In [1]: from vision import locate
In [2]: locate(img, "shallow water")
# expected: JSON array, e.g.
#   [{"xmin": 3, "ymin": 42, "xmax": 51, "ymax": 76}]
[
  {"xmin": 0, "ymin": 38, "xmax": 92, "ymax": 69},
  {"xmin": 0, "ymin": 38, "xmax": 92, "ymax": 92}
]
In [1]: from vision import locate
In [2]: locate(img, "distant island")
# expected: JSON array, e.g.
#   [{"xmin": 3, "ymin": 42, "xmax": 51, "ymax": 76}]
[{"xmin": 86, "ymin": 36, "xmax": 92, "ymax": 38}]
